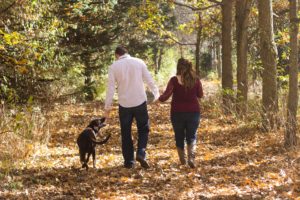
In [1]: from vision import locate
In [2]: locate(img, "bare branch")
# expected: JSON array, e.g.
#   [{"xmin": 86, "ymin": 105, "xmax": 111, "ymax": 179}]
[
  {"xmin": 166, "ymin": 35, "xmax": 196, "ymax": 46},
  {"xmin": 173, "ymin": 1, "xmax": 220, "ymax": 11},
  {"xmin": 207, "ymin": 0, "xmax": 222, "ymax": 5}
]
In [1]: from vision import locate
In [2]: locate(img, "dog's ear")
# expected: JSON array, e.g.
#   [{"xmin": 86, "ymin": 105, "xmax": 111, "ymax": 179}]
[
  {"xmin": 100, "ymin": 117, "xmax": 106, "ymax": 124},
  {"xmin": 88, "ymin": 119, "xmax": 98, "ymax": 128},
  {"xmin": 97, "ymin": 117, "xmax": 106, "ymax": 128}
]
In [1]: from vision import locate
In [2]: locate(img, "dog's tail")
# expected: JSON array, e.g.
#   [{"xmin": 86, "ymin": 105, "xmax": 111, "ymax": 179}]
[{"xmin": 91, "ymin": 134, "xmax": 111, "ymax": 145}]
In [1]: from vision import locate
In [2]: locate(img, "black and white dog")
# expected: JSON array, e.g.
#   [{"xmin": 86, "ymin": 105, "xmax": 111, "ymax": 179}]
[{"xmin": 77, "ymin": 118, "xmax": 111, "ymax": 170}]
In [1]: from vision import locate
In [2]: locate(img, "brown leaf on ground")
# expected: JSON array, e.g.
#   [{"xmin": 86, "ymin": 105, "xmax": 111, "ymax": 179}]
[{"xmin": 0, "ymin": 85, "xmax": 299, "ymax": 199}]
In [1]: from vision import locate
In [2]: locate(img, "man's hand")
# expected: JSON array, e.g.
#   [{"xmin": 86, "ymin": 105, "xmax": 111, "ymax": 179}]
[
  {"xmin": 104, "ymin": 109, "xmax": 111, "ymax": 123},
  {"xmin": 152, "ymin": 99, "xmax": 161, "ymax": 105}
]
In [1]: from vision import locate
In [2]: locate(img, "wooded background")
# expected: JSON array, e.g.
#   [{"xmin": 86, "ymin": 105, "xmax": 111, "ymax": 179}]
[
  {"xmin": 1, "ymin": 0, "xmax": 298, "ymax": 147},
  {"xmin": 0, "ymin": 0, "xmax": 300, "ymax": 199}
]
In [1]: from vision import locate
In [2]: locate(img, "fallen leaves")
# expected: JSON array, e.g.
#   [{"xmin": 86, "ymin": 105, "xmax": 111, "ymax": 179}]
[{"xmin": 1, "ymin": 93, "xmax": 300, "ymax": 199}]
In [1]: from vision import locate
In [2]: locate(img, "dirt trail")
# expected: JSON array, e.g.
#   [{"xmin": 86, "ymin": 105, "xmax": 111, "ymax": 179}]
[{"xmin": 0, "ymin": 82, "xmax": 299, "ymax": 199}]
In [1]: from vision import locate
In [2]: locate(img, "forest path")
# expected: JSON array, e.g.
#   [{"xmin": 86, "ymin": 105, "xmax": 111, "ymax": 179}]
[{"xmin": 1, "ymin": 81, "xmax": 299, "ymax": 199}]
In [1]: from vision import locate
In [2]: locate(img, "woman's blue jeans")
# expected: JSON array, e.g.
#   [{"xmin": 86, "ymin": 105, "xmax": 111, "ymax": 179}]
[
  {"xmin": 119, "ymin": 102, "xmax": 149, "ymax": 166},
  {"xmin": 171, "ymin": 112, "xmax": 200, "ymax": 149}
]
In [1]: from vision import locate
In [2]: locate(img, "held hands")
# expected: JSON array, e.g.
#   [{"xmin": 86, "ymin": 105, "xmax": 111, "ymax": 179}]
[
  {"xmin": 104, "ymin": 109, "xmax": 111, "ymax": 124},
  {"xmin": 152, "ymin": 99, "xmax": 162, "ymax": 105}
]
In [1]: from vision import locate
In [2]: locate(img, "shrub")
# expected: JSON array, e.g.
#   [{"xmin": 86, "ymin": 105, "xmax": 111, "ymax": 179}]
[{"xmin": 0, "ymin": 101, "xmax": 50, "ymax": 174}]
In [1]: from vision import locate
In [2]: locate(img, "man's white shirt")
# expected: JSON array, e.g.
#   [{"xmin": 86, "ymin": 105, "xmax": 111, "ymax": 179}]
[{"xmin": 104, "ymin": 54, "xmax": 159, "ymax": 110}]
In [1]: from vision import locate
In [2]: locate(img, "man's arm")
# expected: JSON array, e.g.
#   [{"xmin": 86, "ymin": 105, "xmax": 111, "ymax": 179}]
[
  {"xmin": 104, "ymin": 65, "xmax": 116, "ymax": 117},
  {"xmin": 141, "ymin": 62, "xmax": 159, "ymax": 101}
]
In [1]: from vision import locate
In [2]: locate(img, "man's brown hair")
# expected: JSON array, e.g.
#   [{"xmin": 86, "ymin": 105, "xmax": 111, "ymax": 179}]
[{"xmin": 115, "ymin": 45, "xmax": 128, "ymax": 56}]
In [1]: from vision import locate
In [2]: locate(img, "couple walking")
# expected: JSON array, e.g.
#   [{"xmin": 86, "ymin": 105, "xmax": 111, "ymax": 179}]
[{"xmin": 104, "ymin": 46, "xmax": 203, "ymax": 169}]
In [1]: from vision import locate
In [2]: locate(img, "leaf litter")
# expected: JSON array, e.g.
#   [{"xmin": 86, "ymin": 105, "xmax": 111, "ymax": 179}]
[{"xmin": 0, "ymin": 86, "xmax": 300, "ymax": 199}]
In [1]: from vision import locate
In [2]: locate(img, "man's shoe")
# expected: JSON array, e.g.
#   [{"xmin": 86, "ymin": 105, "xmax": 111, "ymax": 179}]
[
  {"xmin": 124, "ymin": 163, "xmax": 134, "ymax": 169},
  {"xmin": 136, "ymin": 156, "xmax": 150, "ymax": 169}
]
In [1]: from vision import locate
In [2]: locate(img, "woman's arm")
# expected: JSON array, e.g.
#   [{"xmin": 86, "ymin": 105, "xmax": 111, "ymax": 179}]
[
  {"xmin": 159, "ymin": 78, "xmax": 174, "ymax": 102},
  {"xmin": 197, "ymin": 79, "xmax": 204, "ymax": 98}
]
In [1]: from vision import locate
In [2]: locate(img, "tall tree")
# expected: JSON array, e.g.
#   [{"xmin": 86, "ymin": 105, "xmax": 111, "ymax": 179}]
[
  {"xmin": 235, "ymin": 0, "xmax": 252, "ymax": 114},
  {"xmin": 221, "ymin": 0, "xmax": 234, "ymax": 110},
  {"xmin": 258, "ymin": 0, "xmax": 278, "ymax": 130},
  {"xmin": 285, "ymin": 0, "xmax": 298, "ymax": 148},
  {"xmin": 216, "ymin": 40, "xmax": 222, "ymax": 78},
  {"xmin": 195, "ymin": 13, "xmax": 203, "ymax": 75}
]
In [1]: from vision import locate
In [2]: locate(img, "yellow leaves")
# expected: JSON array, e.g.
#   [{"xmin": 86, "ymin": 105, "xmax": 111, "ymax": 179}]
[
  {"xmin": 277, "ymin": 29, "xmax": 290, "ymax": 45},
  {"xmin": 128, "ymin": 2, "xmax": 167, "ymax": 37},
  {"xmin": 0, "ymin": 45, "xmax": 6, "ymax": 51},
  {"xmin": 73, "ymin": 2, "xmax": 83, "ymax": 9},
  {"xmin": 51, "ymin": 19, "xmax": 60, "ymax": 28},
  {"xmin": 266, "ymin": 172, "xmax": 280, "ymax": 180},
  {"xmin": 17, "ymin": 66, "xmax": 29, "ymax": 74},
  {"xmin": 251, "ymin": 7, "xmax": 259, "ymax": 17},
  {"xmin": 178, "ymin": 23, "xmax": 187, "ymax": 31},
  {"xmin": 16, "ymin": 59, "xmax": 28, "ymax": 65},
  {"xmin": 3, "ymin": 31, "xmax": 24, "ymax": 46},
  {"xmin": 204, "ymin": 152, "xmax": 214, "ymax": 161},
  {"xmin": 34, "ymin": 52, "xmax": 42, "ymax": 61},
  {"xmin": 4, "ymin": 98, "xmax": 300, "ymax": 198},
  {"xmin": 254, "ymin": 180, "xmax": 267, "ymax": 188},
  {"xmin": 24, "ymin": 143, "xmax": 34, "ymax": 157},
  {"xmin": 243, "ymin": 177, "xmax": 270, "ymax": 190}
]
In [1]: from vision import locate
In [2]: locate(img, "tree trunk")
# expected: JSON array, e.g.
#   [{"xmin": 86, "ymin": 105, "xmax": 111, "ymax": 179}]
[
  {"xmin": 221, "ymin": 0, "xmax": 233, "ymax": 111},
  {"xmin": 153, "ymin": 47, "xmax": 159, "ymax": 74},
  {"xmin": 216, "ymin": 40, "xmax": 222, "ymax": 79},
  {"xmin": 236, "ymin": 0, "xmax": 252, "ymax": 114},
  {"xmin": 285, "ymin": 0, "xmax": 298, "ymax": 148},
  {"xmin": 157, "ymin": 48, "xmax": 163, "ymax": 72},
  {"xmin": 195, "ymin": 13, "xmax": 202, "ymax": 76},
  {"xmin": 258, "ymin": 0, "xmax": 278, "ymax": 130},
  {"xmin": 82, "ymin": 53, "xmax": 95, "ymax": 101}
]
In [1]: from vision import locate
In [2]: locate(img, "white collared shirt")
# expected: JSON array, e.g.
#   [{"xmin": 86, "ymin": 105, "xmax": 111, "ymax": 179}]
[{"xmin": 104, "ymin": 54, "xmax": 159, "ymax": 110}]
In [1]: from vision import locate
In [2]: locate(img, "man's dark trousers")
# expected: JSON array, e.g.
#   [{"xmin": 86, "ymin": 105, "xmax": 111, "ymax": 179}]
[{"xmin": 119, "ymin": 101, "xmax": 149, "ymax": 166}]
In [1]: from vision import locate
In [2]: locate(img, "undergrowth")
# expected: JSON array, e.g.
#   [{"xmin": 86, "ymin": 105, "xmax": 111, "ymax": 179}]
[{"xmin": 0, "ymin": 102, "xmax": 50, "ymax": 175}]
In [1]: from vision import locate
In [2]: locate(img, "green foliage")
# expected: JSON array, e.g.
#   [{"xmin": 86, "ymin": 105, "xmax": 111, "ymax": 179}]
[
  {"xmin": 0, "ymin": 0, "xmax": 70, "ymax": 102},
  {"xmin": 154, "ymin": 48, "xmax": 179, "ymax": 86},
  {"xmin": 206, "ymin": 71, "xmax": 219, "ymax": 80},
  {"xmin": 200, "ymin": 52, "xmax": 212, "ymax": 72},
  {"xmin": 222, "ymin": 88, "xmax": 235, "ymax": 98},
  {"xmin": 0, "ymin": 0, "xmax": 178, "ymax": 103}
]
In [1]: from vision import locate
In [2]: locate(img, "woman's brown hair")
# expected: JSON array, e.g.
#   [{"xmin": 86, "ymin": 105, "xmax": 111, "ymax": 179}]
[{"xmin": 176, "ymin": 58, "xmax": 197, "ymax": 89}]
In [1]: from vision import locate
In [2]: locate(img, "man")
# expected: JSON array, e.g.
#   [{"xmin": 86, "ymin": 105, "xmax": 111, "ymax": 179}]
[{"xmin": 104, "ymin": 46, "xmax": 159, "ymax": 169}]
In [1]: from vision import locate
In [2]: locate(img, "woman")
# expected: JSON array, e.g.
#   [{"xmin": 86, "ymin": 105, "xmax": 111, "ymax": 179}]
[{"xmin": 158, "ymin": 58, "xmax": 203, "ymax": 168}]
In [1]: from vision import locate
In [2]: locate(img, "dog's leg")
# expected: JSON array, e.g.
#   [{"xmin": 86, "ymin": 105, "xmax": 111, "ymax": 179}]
[
  {"xmin": 80, "ymin": 151, "xmax": 85, "ymax": 163},
  {"xmin": 92, "ymin": 149, "xmax": 96, "ymax": 168},
  {"xmin": 85, "ymin": 152, "xmax": 91, "ymax": 170},
  {"xmin": 80, "ymin": 151, "xmax": 86, "ymax": 168}
]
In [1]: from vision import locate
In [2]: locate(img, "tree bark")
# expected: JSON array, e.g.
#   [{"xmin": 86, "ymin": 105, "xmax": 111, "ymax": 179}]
[
  {"xmin": 157, "ymin": 48, "xmax": 163, "ymax": 72},
  {"xmin": 236, "ymin": 0, "xmax": 252, "ymax": 114},
  {"xmin": 258, "ymin": 0, "xmax": 278, "ymax": 130},
  {"xmin": 83, "ymin": 53, "xmax": 95, "ymax": 101},
  {"xmin": 221, "ymin": 0, "xmax": 233, "ymax": 111},
  {"xmin": 285, "ymin": 0, "xmax": 298, "ymax": 148},
  {"xmin": 153, "ymin": 47, "xmax": 159, "ymax": 74},
  {"xmin": 195, "ymin": 13, "xmax": 202, "ymax": 76},
  {"xmin": 216, "ymin": 40, "xmax": 222, "ymax": 79}
]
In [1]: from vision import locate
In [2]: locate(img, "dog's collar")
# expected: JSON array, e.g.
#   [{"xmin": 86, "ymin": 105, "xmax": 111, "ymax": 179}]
[{"xmin": 87, "ymin": 127, "xmax": 97, "ymax": 134}]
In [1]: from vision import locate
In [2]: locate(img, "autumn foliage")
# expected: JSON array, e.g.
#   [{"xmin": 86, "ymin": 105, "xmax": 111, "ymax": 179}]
[{"xmin": 0, "ymin": 81, "xmax": 299, "ymax": 199}]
